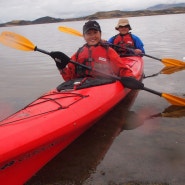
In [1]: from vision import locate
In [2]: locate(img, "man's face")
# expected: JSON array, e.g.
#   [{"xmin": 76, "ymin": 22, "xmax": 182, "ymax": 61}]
[{"xmin": 118, "ymin": 25, "xmax": 130, "ymax": 34}]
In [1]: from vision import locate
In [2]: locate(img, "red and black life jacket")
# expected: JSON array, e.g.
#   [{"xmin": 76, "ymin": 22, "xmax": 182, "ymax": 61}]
[
  {"xmin": 112, "ymin": 33, "xmax": 135, "ymax": 57},
  {"xmin": 75, "ymin": 42, "xmax": 113, "ymax": 77}
]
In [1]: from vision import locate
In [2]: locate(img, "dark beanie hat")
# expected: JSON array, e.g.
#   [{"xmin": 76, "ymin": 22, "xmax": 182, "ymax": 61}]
[{"xmin": 83, "ymin": 20, "xmax": 101, "ymax": 34}]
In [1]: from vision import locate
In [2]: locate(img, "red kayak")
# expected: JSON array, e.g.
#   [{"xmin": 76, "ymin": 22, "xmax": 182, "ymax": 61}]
[{"xmin": 0, "ymin": 56, "xmax": 144, "ymax": 185}]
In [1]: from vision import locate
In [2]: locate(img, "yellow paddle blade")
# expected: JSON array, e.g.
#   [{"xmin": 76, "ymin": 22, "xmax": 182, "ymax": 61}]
[
  {"xmin": 162, "ymin": 93, "xmax": 185, "ymax": 106},
  {"xmin": 0, "ymin": 31, "xmax": 35, "ymax": 51},
  {"xmin": 160, "ymin": 66, "xmax": 185, "ymax": 74},
  {"xmin": 58, "ymin": 26, "xmax": 83, "ymax": 37},
  {"xmin": 161, "ymin": 58, "xmax": 185, "ymax": 67}
]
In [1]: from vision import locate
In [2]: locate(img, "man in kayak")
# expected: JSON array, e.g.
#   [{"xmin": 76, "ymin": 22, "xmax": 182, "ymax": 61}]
[
  {"xmin": 50, "ymin": 20, "xmax": 134, "ymax": 81},
  {"xmin": 108, "ymin": 18, "xmax": 145, "ymax": 57}
]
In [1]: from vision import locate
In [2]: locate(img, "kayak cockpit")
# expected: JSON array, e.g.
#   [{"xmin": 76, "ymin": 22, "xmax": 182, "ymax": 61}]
[{"xmin": 56, "ymin": 77, "xmax": 116, "ymax": 91}]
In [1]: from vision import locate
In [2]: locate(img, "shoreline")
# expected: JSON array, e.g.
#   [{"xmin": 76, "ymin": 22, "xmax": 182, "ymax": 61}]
[{"xmin": 0, "ymin": 7, "xmax": 185, "ymax": 27}]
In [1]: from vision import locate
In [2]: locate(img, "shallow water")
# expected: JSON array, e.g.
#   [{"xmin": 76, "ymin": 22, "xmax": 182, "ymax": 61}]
[{"xmin": 0, "ymin": 14, "xmax": 185, "ymax": 185}]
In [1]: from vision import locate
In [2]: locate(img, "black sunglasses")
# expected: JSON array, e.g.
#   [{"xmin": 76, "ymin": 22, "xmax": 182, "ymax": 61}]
[{"xmin": 118, "ymin": 25, "xmax": 129, "ymax": 29}]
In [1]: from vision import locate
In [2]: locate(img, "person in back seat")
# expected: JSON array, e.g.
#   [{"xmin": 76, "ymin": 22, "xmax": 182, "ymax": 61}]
[{"xmin": 108, "ymin": 18, "xmax": 145, "ymax": 57}]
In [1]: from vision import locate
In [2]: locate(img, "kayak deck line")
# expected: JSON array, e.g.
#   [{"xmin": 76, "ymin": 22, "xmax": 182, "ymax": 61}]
[
  {"xmin": 28, "ymin": 91, "xmax": 88, "ymax": 108},
  {"xmin": 0, "ymin": 77, "xmax": 118, "ymax": 126},
  {"xmin": 0, "ymin": 91, "xmax": 89, "ymax": 126}
]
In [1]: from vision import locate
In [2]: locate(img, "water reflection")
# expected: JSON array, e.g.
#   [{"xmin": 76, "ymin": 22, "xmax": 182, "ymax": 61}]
[
  {"xmin": 123, "ymin": 105, "xmax": 185, "ymax": 130},
  {"xmin": 25, "ymin": 90, "xmax": 181, "ymax": 185},
  {"xmin": 150, "ymin": 105, "xmax": 185, "ymax": 118},
  {"xmin": 144, "ymin": 65, "xmax": 185, "ymax": 79},
  {"xmin": 26, "ymin": 90, "xmax": 139, "ymax": 185}
]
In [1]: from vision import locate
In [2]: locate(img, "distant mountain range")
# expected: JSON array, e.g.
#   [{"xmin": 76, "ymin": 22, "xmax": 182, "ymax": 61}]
[
  {"xmin": 0, "ymin": 3, "xmax": 185, "ymax": 27},
  {"xmin": 146, "ymin": 3, "xmax": 185, "ymax": 10}
]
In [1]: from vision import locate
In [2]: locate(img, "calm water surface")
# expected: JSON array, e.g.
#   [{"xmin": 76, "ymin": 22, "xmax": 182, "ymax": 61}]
[{"xmin": 0, "ymin": 14, "xmax": 185, "ymax": 185}]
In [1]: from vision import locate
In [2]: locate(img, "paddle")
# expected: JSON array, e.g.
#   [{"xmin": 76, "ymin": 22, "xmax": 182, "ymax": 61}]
[
  {"xmin": 144, "ymin": 65, "xmax": 185, "ymax": 78},
  {"xmin": 1, "ymin": 31, "xmax": 185, "ymax": 106},
  {"xmin": 123, "ymin": 105, "xmax": 185, "ymax": 130},
  {"xmin": 58, "ymin": 26, "xmax": 185, "ymax": 67},
  {"xmin": 58, "ymin": 26, "xmax": 83, "ymax": 37},
  {"xmin": 150, "ymin": 105, "xmax": 185, "ymax": 118},
  {"xmin": 160, "ymin": 65, "xmax": 185, "ymax": 74}
]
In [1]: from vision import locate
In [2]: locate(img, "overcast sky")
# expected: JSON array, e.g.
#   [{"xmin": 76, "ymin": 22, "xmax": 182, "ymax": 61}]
[{"xmin": 0, "ymin": 0, "xmax": 184, "ymax": 23}]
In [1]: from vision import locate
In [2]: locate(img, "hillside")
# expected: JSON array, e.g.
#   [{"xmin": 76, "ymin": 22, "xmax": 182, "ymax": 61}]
[
  {"xmin": 83, "ymin": 7, "xmax": 185, "ymax": 20},
  {"xmin": 0, "ymin": 4, "xmax": 185, "ymax": 27}
]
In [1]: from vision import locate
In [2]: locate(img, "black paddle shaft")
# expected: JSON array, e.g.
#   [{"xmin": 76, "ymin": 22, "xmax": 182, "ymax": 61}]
[
  {"xmin": 143, "ymin": 87, "xmax": 162, "ymax": 97},
  {"xmin": 109, "ymin": 43, "xmax": 162, "ymax": 61},
  {"xmin": 69, "ymin": 60, "xmax": 145, "ymax": 90},
  {"xmin": 70, "ymin": 59, "xmax": 163, "ymax": 95},
  {"xmin": 35, "ymin": 47, "xmax": 50, "ymax": 55},
  {"xmin": 34, "ymin": 47, "xmax": 162, "ymax": 95}
]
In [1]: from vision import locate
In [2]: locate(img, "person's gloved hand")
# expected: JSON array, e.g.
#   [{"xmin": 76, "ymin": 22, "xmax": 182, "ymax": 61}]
[{"xmin": 50, "ymin": 51, "xmax": 70, "ymax": 69}]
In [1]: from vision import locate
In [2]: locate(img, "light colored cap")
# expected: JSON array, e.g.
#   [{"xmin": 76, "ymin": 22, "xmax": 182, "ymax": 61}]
[{"xmin": 115, "ymin": 18, "xmax": 131, "ymax": 30}]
